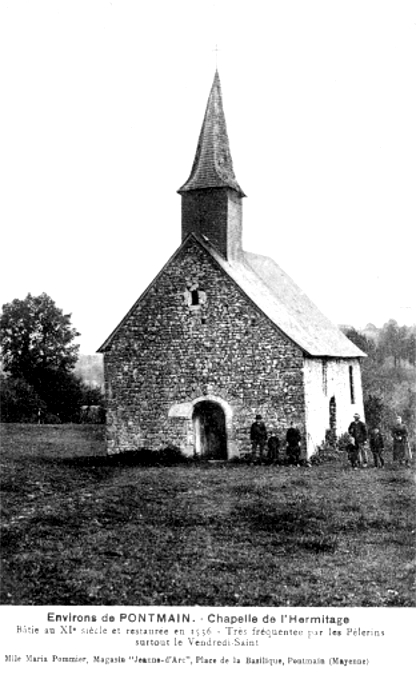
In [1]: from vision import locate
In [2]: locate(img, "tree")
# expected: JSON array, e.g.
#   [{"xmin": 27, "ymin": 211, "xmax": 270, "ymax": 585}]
[
  {"xmin": 35, "ymin": 369, "xmax": 84, "ymax": 423},
  {"xmin": 341, "ymin": 322, "xmax": 415, "ymax": 451},
  {"xmin": 0, "ymin": 293, "xmax": 85, "ymax": 423},
  {"xmin": 405, "ymin": 331, "xmax": 416, "ymax": 366},
  {"xmin": 0, "ymin": 293, "xmax": 80, "ymax": 384},
  {"xmin": 0, "ymin": 373, "xmax": 46, "ymax": 423},
  {"xmin": 378, "ymin": 319, "xmax": 403, "ymax": 367},
  {"xmin": 364, "ymin": 395, "xmax": 385, "ymax": 429},
  {"xmin": 344, "ymin": 328, "xmax": 377, "ymax": 360}
]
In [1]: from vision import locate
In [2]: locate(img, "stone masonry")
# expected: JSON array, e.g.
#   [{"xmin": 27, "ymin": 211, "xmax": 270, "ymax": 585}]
[
  {"xmin": 99, "ymin": 70, "xmax": 366, "ymax": 459},
  {"xmin": 104, "ymin": 237, "xmax": 306, "ymax": 456}
]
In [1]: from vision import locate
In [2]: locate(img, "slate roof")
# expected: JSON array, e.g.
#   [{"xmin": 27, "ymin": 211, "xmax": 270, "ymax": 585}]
[
  {"xmin": 99, "ymin": 71, "xmax": 364, "ymax": 359},
  {"xmin": 98, "ymin": 234, "xmax": 366, "ymax": 358},
  {"xmin": 202, "ymin": 240, "xmax": 366, "ymax": 358},
  {"xmin": 177, "ymin": 70, "xmax": 246, "ymax": 197}
]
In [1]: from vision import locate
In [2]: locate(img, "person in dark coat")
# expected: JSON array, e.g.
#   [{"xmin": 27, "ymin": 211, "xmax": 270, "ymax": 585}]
[
  {"xmin": 286, "ymin": 424, "xmax": 301, "ymax": 466},
  {"xmin": 250, "ymin": 414, "xmax": 268, "ymax": 461},
  {"xmin": 391, "ymin": 416, "xmax": 411, "ymax": 465},
  {"xmin": 369, "ymin": 427, "xmax": 385, "ymax": 468},
  {"xmin": 348, "ymin": 413, "xmax": 368, "ymax": 467},
  {"xmin": 267, "ymin": 435, "xmax": 280, "ymax": 463}
]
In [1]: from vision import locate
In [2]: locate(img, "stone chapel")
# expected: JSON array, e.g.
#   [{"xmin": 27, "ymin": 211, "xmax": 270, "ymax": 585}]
[{"xmin": 98, "ymin": 70, "xmax": 366, "ymax": 459}]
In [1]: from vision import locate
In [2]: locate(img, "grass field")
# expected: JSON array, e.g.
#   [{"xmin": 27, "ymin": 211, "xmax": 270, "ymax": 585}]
[{"xmin": 1, "ymin": 424, "xmax": 415, "ymax": 607}]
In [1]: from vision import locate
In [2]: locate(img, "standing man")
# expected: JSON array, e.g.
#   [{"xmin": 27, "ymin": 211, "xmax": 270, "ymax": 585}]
[
  {"xmin": 348, "ymin": 413, "xmax": 368, "ymax": 467},
  {"xmin": 286, "ymin": 423, "xmax": 302, "ymax": 466},
  {"xmin": 250, "ymin": 414, "xmax": 268, "ymax": 461}
]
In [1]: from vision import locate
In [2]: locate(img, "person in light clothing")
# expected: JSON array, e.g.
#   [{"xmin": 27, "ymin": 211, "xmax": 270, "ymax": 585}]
[{"xmin": 391, "ymin": 416, "xmax": 411, "ymax": 466}]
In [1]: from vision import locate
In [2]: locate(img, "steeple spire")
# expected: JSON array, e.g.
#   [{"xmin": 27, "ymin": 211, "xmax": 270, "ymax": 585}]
[
  {"xmin": 178, "ymin": 70, "xmax": 245, "ymax": 197},
  {"xmin": 178, "ymin": 71, "xmax": 245, "ymax": 261}
]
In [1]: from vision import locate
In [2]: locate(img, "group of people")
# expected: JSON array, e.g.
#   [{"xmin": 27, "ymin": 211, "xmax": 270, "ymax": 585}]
[
  {"xmin": 347, "ymin": 413, "xmax": 412, "ymax": 469},
  {"xmin": 250, "ymin": 412, "xmax": 413, "ymax": 468},
  {"xmin": 250, "ymin": 414, "xmax": 303, "ymax": 466}
]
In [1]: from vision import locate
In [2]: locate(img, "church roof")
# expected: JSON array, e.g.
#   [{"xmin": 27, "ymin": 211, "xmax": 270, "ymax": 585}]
[
  {"xmin": 177, "ymin": 70, "xmax": 246, "ymax": 197},
  {"xmin": 204, "ymin": 241, "xmax": 365, "ymax": 358},
  {"xmin": 98, "ymin": 234, "xmax": 366, "ymax": 358},
  {"xmin": 99, "ymin": 73, "xmax": 364, "ymax": 359}
]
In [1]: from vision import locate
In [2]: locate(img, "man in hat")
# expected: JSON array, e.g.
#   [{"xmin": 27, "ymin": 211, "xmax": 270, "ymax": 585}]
[
  {"xmin": 348, "ymin": 413, "xmax": 368, "ymax": 467},
  {"xmin": 250, "ymin": 414, "xmax": 268, "ymax": 461}
]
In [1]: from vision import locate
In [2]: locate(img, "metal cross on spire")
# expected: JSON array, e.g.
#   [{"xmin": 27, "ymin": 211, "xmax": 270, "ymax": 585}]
[{"xmin": 213, "ymin": 44, "xmax": 220, "ymax": 68}]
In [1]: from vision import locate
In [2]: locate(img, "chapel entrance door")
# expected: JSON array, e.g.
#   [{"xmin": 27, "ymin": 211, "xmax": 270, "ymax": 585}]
[{"xmin": 193, "ymin": 401, "xmax": 227, "ymax": 460}]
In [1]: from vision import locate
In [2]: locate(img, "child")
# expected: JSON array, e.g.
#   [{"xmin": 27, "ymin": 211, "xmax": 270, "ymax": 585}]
[
  {"xmin": 267, "ymin": 435, "xmax": 280, "ymax": 463},
  {"xmin": 369, "ymin": 427, "xmax": 385, "ymax": 468},
  {"xmin": 346, "ymin": 435, "xmax": 360, "ymax": 469}
]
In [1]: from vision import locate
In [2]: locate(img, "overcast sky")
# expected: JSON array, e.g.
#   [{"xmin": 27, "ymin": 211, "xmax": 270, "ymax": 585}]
[{"xmin": 1, "ymin": 1, "xmax": 415, "ymax": 354}]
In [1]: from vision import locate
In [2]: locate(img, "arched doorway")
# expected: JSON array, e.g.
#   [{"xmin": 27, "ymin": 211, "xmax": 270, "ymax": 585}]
[{"xmin": 193, "ymin": 401, "xmax": 227, "ymax": 459}]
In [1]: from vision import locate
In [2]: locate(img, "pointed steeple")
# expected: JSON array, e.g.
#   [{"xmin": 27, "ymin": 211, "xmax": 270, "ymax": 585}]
[
  {"xmin": 178, "ymin": 71, "xmax": 245, "ymax": 196},
  {"xmin": 178, "ymin": 71, "xmax": 245, "ymax": 261}
]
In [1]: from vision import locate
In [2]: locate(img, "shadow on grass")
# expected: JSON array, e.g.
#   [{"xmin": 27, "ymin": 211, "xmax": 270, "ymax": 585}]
[{"xmin": 60, "ymin": 447, "xmax": 191, "ymax": 468}]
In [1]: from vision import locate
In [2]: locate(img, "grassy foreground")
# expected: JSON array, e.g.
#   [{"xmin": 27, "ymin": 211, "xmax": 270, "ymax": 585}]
[{"xmin": 1, "ymin": 424, "xmax": 415, "ymax": 606}]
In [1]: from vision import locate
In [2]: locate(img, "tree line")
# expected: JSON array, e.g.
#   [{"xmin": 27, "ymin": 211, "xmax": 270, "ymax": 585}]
[
  {"xmin": 1, "ymin": 293, "xmax": 414, "ymax": 433},
  {"xmin": 344, "ymin": 320, "xmax": 416, "ymax": 368},
  {"xmin": 343, "ymin": 322, "xmax": 416, "ymax": 441},
  {"xmin": 0, "ymin": 293, "xmax": 103, "ymax": 423}
]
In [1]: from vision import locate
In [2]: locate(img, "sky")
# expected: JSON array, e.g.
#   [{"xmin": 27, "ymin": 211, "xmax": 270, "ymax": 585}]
[{"xmin": 1, "ymin": 0, "xmax": 415, "ymax": 354}]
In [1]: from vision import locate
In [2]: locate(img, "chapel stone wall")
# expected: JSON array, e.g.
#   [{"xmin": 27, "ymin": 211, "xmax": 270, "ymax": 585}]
[{"xmin": 103, "ymin": 238, "xmax": 306, "ymax": 457}]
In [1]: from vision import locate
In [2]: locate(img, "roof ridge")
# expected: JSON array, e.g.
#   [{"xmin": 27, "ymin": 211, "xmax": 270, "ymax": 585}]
[{"xmin": 99, "ymin": 234, "xmax": 365, "ymax": 358}]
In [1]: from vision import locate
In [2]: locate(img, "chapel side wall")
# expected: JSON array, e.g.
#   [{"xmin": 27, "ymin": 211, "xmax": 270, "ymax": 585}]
[
  {"xmin": 103, "ymin": 239, "xmax": 306, "ymax": 456},
  {"xmin": 303, "ymin": 357, "xmax": 365, "ymax": 455}
]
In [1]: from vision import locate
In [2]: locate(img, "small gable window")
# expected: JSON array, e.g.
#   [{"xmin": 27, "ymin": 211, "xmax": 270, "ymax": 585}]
[{"xmin": 183, "ymin": 283, "xmax": 207, "ymax": 311}]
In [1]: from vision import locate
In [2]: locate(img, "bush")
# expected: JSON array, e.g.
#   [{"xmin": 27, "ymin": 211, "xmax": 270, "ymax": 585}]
[
  {"xmin": 0, "ymin": 375, "xmax": 46, "ymax": 423},
  {"xmin": 311, "ymin": 436, "xmax": 344, "ymax": 465},
  {"xmin": 364, "ymin": 395, "xmax": 385, "ymax": 429},
  {"xmin": 0, "ymin": 371, "xmax": 105, "ymax": 424},
  {"xmin": 157, "ymin": 445, "xmax": 188, "ymax": 465},
  {"xmin": 325, "ymin": 428, "xmax": 337, "ymax": 448},
  {"xmin": 43, "ymin": 412, "xmax": 62, "ymax": 424},
  {"xmin": 337, "ymin": 432, "xmax": 353, "ymax": 453}
]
